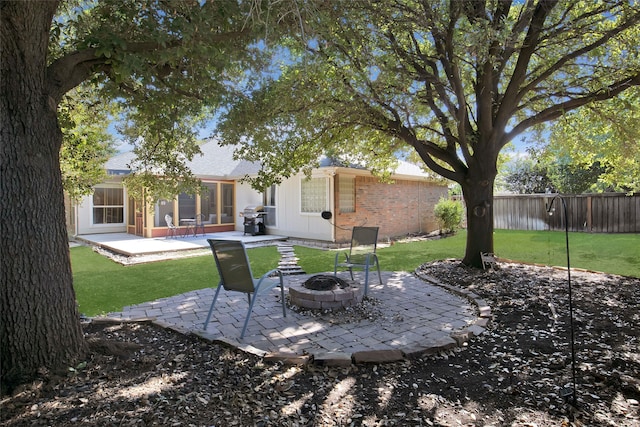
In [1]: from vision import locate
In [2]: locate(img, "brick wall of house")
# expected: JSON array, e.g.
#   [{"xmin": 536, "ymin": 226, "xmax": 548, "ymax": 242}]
[{"xmin": 334, "ymin": 175, "xmax": 447, "ymax": 243}]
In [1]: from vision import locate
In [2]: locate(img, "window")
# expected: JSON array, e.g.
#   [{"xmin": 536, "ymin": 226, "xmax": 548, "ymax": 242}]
[
  {"xmin": 200, "ymin": 183, "xmax": 218, "ymax": 224},
  {"xmin": 93, "ymin": 187, "xmax": 124, "ymax": 224},
  {"xmin": 263, "ymin": 184, "xmax": 276, "ymax": 207},
  {"xmin": 156, "ymin": 199, "xmax": 174, "ymax": 227},
  {"xmin": 151, "ymin": 181, "xmax": 235, "ymax": 227},
  {"xmin": 339, "ymin": 175, "xmax": 355, "ymax": 213},
  {"xmin": 178, "ymin": 193, "xmax": 196, "ymax": 221},
  {"xmin": 301, "ymin": 177, "xmax": 328, "ymax": 213},
  {"xmin": 221, "ymin": 183, "xmax": 234, "ymax": 223},
  {"xmin": 198, "ymin": 181, "xmax": 235, "ymax": 225},
  {"xmin": 263, "ymin": 184, "xmax": 276, "ymax": 227}
]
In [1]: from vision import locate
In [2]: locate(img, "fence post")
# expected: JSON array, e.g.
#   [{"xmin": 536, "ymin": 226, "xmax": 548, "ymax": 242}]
[{"xmin": 586, "ymin": 196, "xmax": 592, "ymax": 232}]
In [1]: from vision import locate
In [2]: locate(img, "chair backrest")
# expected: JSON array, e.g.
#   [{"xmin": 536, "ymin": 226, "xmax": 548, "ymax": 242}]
[
  {"xmin": 349, "ymin": 226, "xmax": 379, "ymax": 262},
  {"xmin": 165, "ymin": 214, "xmax": 175, "ymax": 228},
  {"xmin": 207, "ymin": 239, "xmax": 255, "ymax": 293}
]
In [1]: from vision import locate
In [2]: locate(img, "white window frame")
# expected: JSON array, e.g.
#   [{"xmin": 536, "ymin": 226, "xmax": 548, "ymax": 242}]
[
  {"xmin": 263, "ymin": 184, "xmax": 277, "ymax": 227},
  {"xmin": 92, "ymin": 185, "xmax": 124, "ymax": 225}
]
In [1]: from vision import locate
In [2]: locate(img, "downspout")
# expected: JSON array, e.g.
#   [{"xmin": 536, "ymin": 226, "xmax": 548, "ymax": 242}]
[
  {"xmin": 74, "ymin": 199, "xmax": 79, "ymax": 237},
  {"xmin": 330, "ymin": 169, "xmax": 336, "ymax": 242},
  {"xmin": 419, "ymin": 180, "xmax": 423, "ymax": 234}
]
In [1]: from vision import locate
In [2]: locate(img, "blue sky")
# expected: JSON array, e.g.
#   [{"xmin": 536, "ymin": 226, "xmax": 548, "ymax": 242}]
[{"xmin": 111, "ymin": 118, "xmax": 539, "ymax": 156}]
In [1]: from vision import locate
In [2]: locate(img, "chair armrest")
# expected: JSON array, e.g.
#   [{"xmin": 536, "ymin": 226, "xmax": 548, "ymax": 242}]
[
  {"xmin": 263, "ymin": 268, "xmax": 282, "ymax": 278},
  {"xmin": 365, "ymin": 253, "xmax": 379, "ymax": 265},
  {"xmin": 340, "ymin": 251, "xmax": 375, "ymax": 266},
  {"xmin": 334, "ymin": 251, "xmax": 350, "ymax": 265},
  {"xmin": 254, "ymin": 268, "xmax": 283, "ymax": 293}
]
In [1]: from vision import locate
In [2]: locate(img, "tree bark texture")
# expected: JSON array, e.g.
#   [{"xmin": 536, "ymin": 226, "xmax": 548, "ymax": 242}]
[
  {"xmin": 460, "ymin": 157, "xmax": 497, "ymax": 269},
  {"xmin": 1, "ymin": 1, "xmax": 86, "ymax": 389}
]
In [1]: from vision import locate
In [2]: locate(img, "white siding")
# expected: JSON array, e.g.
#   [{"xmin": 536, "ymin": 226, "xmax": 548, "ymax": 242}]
[
  {"xmin": 266, "ymin": 173, "xmax": 334, "ymax": 241},
  {"xmin": 75, "ymin": 180, "xmax": 127, "ymax": 235},
  {"xmin": 233, "ymin": 181, "xmax": 264, "ymax": 232}
]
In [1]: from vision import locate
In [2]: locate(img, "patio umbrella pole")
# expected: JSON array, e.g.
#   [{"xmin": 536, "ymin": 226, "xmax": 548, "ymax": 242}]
[{"xmin": 547, "ymin": 194, "xmax": 577, "ymax": 409}]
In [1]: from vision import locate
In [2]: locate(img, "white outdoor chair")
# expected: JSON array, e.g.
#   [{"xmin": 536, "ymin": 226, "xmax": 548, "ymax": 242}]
[{"xmin": 165, "ymin": 214, "xmax": 179, "ymax": 238}]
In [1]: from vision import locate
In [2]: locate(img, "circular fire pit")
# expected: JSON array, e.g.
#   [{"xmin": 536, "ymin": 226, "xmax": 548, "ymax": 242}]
[
  {"xmin": 289, "ymin": 274, "xmax": 364, "ymax": 311},
  {"xmin": 303, "ymin": 274, "xmax": 350, "ymax": 291}
]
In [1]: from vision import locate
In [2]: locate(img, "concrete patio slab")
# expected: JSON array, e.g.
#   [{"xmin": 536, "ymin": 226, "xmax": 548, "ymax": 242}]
[{"xmin": 75, "ymin": 232, "xmax": 287, "ymax": 256}]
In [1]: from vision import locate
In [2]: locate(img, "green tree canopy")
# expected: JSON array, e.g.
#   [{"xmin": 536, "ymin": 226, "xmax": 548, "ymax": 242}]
[
  {"xmin": 542, "ymin": 87, "xmax": 640, "ymax": 193},
  {"xmin": 220, "ymin": 0, "xmax": 640, "ymax": 266},
  {"xmin": 50, "ymin": 0, "xmax": 271, "ymax": 201},
  {"xmin": 499, "ymin": 149, "xmax": 609, "ymax": 194},
  {"xmin": 500, "ymin": 156, "xmax": 554, "ymax": 194},
  {"xmin": 58, "ymin": 86, "xmax": 117, "ymax": 200}
]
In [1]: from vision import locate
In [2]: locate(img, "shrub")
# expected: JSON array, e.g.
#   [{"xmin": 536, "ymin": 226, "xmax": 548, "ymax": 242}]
[{"xmin": 434, "ymin": 197, "xmax": 464, "ymax": 234}]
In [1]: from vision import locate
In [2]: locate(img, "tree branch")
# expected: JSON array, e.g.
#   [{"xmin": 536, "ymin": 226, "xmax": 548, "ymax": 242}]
[
  {"xmin": 47, "ymin": 49, "xmax": 107, "ymax": 103},
  {"xmin": 495, "ymin": 0, "xmax": 537, "ymax": 77},
  {"xmin": 518, "ymin": 9, "xmax": 640, "ymax": 102},
  {"xmin": 496, "ymin": 0, "xmax": 558, "ymax": 128},
  {"xmin": 46, "ymin": 26, "xmax": 247, "ymax": 105},
  {"xmin": 411, "ymin": 138, "xmax": 466, "ymax": 183},
  {"xmin": 504, "ymin": 73, "xmax": 640, "ymax": 145}
]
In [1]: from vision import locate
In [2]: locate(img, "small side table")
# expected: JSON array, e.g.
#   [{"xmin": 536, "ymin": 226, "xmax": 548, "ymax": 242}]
[{"xmin": 180, "ymin": 219, "xmax": 196, "ymax": 237}]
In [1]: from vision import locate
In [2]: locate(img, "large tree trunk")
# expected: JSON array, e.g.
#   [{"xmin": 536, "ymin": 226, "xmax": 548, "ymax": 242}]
[
  {"xmin": 460, "ymin": 166, "xmax": 496, "ymax": 268},
  {"xmin": 1, "ymin": 1, "xmax": 86, "ymax": 391}
]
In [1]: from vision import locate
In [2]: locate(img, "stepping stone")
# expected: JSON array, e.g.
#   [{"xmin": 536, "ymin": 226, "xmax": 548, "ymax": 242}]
[{"xmin": 276, "ymin": 243, "xmax": 306, "ymax": 275}]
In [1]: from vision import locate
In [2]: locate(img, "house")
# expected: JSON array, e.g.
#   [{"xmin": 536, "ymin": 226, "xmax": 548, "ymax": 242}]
[{"xmin": 69, "ymin": 140, "xmax": 448, "ymax": 243}]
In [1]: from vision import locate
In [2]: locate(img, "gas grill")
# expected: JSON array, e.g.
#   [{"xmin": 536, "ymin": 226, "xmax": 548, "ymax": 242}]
[{"xmin": 242, "ymin": 205, "xmax": 266, "ymax": 236}]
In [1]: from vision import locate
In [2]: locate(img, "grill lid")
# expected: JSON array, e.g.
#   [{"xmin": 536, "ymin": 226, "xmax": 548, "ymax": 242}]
[{"xmin": 242, "ymin": 205, "xmax": 265, "ymax": 217}]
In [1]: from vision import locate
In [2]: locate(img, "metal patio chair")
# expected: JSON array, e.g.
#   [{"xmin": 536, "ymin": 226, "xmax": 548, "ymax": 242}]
[
  {"xmin": 194, "ymin": 213, "xmax": 206, "ymax": 237},
  {"xmin": 202, "ymin": 239, "xmax": 286, "ymax": 339},
  {"xmin": 164, "ymin": 214, "xmax": 179, "ymax": 239},
  {"xmin": 334, "ymin": 226, "xmax": 382, "ymax": 296}
]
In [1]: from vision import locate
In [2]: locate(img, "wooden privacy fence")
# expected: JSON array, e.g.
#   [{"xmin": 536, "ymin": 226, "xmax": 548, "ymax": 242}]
[{"xmin": 492, "ymin": 193, "xmax": 640, "ymax": 233}]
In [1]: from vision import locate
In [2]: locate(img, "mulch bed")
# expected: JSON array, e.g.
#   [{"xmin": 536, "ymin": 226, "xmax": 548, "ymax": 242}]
[{"xmin": 1, "ymin": 260, "xmax": 638, "ymax": 426}]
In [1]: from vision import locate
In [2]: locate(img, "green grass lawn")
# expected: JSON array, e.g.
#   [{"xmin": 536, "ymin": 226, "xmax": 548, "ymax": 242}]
[
  {"xmin": 72, "ymin": 245, "xmax": 279, "ymax": 317},
  {"xmin": 72, "ymin": 230, "xmax": 639, "ymax": 316}
]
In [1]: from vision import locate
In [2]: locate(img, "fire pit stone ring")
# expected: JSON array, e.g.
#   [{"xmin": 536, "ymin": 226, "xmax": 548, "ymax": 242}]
[{"xmin": 289, "ymin": 274, "xmax": 364, "ymax": 311}]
